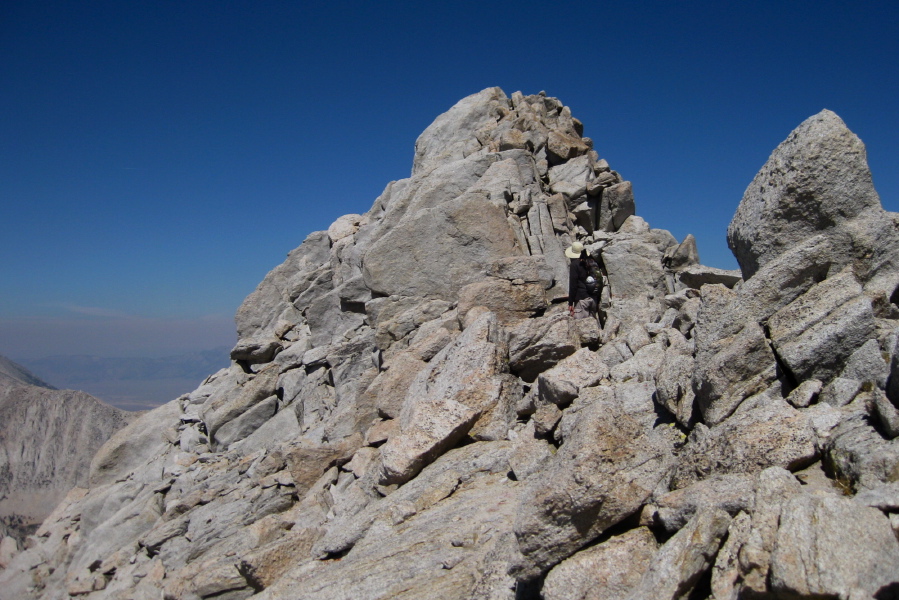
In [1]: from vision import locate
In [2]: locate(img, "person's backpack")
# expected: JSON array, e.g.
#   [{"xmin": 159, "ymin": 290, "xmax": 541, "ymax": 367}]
[{"xmin": 585, "ymin": 257, "xmax": 603, "ymax": 296}]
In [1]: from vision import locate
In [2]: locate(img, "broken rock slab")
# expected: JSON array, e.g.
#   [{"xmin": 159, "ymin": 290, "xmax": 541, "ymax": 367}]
[
  {"xmin": 542, "ymin": 526, "xmax": 658, "ymax": 600},
  {"xmin": 378, "ymin": 311, "xmax": 509, "ymax": 485},
  {"xmin": 673, "ymin": 397, "xmax": 817, "ymax": 489},
  {"xmin": 769, "ymin": 493, "xmax": 899, "ymax": 599},
  {"xmin": 513, "ymin": 383, "xmax": 676, "ymax": 579}
]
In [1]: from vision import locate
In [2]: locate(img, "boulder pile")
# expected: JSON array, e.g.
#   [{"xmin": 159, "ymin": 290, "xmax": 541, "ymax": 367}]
[{"xmin": 2, "ymin": 88, "xmax": 899, "ymax": 600}]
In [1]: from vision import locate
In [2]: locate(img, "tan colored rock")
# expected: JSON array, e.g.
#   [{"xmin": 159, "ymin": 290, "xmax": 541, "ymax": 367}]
[
  {"xmin": 626, "ymin": 508, "xmax": 732, "ymax": 600},
  {"xmin": 379, "ymin": 312, "xmax": 509, "ymax": 484},
  {"xmin": 673, "ymin": 398, "xmax": 817, "ymax": 488},
  {"xmin": 770, "ymin": 494, "xmax": 899, "ymax": 598},
  {"xmin": 645, "ymin": 474, "xmax": 755, "ymax": 533},
  {"xmin": 514, "ymin": 383, "xmax": 676, "ymax": 578},
  {"xmin": 284, "ymin": 434, "xmax": 363, "ymax": 495},
  {"xmin": 537, "ymin": 348, "xmax": 608, "ymax": 407},
  {"xmin": 363, "ymin": 190, "xmax": 523, "ymax": 301},
  {"xmin": 507, "ymin": 310, "xmax": 579, "ymax": 382},
  {"xmin": 547, "ymin": 129, "xmax": 589, "ymax": 163},
  {"xmin": 457, "ymin": 278, "xmax": 547, "ymax": 322},
  {"xmin": 365, "ymin": 351, "xmax": 428, "ymax": 419},
  {"xmin": 237, "ymin": 526, "xmax": 325, "ymax": 589},
  {"xmin": 542, "ymin": 527, "xmax": 658, "ymax": 600}
]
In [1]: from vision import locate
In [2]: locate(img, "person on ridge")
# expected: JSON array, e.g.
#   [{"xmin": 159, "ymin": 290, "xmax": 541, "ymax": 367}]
[{"xmin": 566, "ymin": 241, "xmax": 598, "ymax": 320}]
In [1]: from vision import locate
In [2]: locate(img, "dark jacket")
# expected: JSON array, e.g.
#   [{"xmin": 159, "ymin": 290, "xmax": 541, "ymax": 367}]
[{"xmin": 568, "ymin": 259, "xmax": 589, "ymax": 306}]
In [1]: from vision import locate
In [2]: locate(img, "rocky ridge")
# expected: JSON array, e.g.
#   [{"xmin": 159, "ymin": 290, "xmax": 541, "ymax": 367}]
[
  {"xmin": 0, "ymin": 355, "xmax": 56, "ymax": 390},
  {"xmin": 0, "ymin": 362, "xmax": 133, "ymax": 562},
  {"xmin": 2, "ymin": 89, "xmax": 899, "ymax": 600}
]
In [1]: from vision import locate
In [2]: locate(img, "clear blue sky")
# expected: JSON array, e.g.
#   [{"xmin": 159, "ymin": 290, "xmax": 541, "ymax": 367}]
[{"xmin": 2, "ymin": 0, "xmax": 897, "ymax": 360}]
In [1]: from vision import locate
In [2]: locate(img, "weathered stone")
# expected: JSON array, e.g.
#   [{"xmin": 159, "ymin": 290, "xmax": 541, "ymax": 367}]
[
  {"xmin": 514, "ymin": 383, "xmax": 676, "ymax": 578},
  {"xmin": 378, "ymin": 312, "xmax": 509, "ymax": 484},
  {"xmin": 89, "ymin": 399, "xmax": 181, "ymax": 486},
  {"xmin": 214, "ymin": 395, "xmax": 278, "ymax": 449},
  {"xmin": 873, "ymin": 389, "xmax": 899, "ymax": 439},
  {"xmin": 284, "ymin": 434, "xmax": 363, "ymax": 496},
  {"xmin": 768, "ymin": 270, "xmax": 876, "ymax": 383},
  {"xmin": 601, "ymin": 237, "xmax": 667, "ymax": 303},
  {"xmin": 785, "ymin": 379, "xmax": 822, "ymax": 408},
  {"xmin": 235, "ymin": 230, "xmax": 330, "ymax": 343},
  {"xmin": 507, "ymin": 311, "xmax": 579, "ymax": 382},
  {"xmin": 710, "ymin": 510, "xmax": 752, "ymax": 600},
  {"xmin": 673, "ymin": 398, "xmax": 817, "ymax": 488},
  {"xmin": 598, "ymin": 181, "xmax": 635, "ymax": 232},
  {"xmin": 413, "ymin": 87, "xmax": 508, "ymax": 175},
  {"xmin": 770, "ymin": 494, "xmax": 899, "ymax": 598},
  {"xmin": 819, "ymin": 377, "xmax": 862, "ymax": 407},
  {"xmin": 675, "ymin": 265, "xmax": 742, "ymax": 290},
  {"xmin": 825, "ymin": 411, "xmax": 899, "ymax": 491},
  {"xmin": 0, "ymin": 535, "xmax": 18, "ymax": 569},
  {"xmin": 662, "ymin": 234, "xmax": 700, "ymax": 271},
  {"xmin": 840, "ymin": 339, "xmax": 889, "ymax": 389},
  {"xmin": 201, "ymin": 366, "xmax": 280, "ymax": 445},
  {"xmin": 364, "ymin": 351, "xmax": 427, "ymax": 419},
  {"xmin": 11, "ymin": 95, "xmax": 899, "ymax": 600},
  {"xmin": 537, "ymin": 348, "xmax": 608, "ymax": 406},
  {"xmin": 609, "ymin": 342, "xmax": 665, "ymax": 384},
  {"xmin": 363, "ymin": 189, "xmax": 522, "ymax": 301},
  {"xmin": 280, "ymin": 443, "xmax": 518, "ymax": 600},
  {"xmin": 655, "ymin": 338, "xmax": 696, "ymax": 426},
  {"xmin": 728, "ymin": 110, "xmax": 899, "ymax": 298},
  {"xmin": 625, "ymin": 507, "xmax": 732, "ymax": 600},
  {"xmin": 508, "ymin": 422, "xmax": 553, "ymax": 481},
  {"xmin": 547, "ymin": 130, "xmax": 589, "ymax": 164},
  {"xmin": 542, "ymin": 527, "xmax": 658, "ymax": 600},
  {"xmin": 693, "ymin": 285, "xmax": 779, "ymax": 425},
  {"xmin": 645, "ymin": 474, "xmax": 755, "ymax": 533},
  {"xmin": 457, "ymin": 278, "xmax": 547, "ymax": 322}
]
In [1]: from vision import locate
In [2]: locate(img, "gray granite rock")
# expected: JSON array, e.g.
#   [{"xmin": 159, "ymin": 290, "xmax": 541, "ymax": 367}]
[
  {"xmin": 673, "ymin": 398, "xmax": 817, "ymax": 488},
  {"xmin": 514, "ymin": 383, "xmax": 676, "ymax": 579},
  {"xmin": 542, "ymin": 527, "xmax": 658, "ymax": 600},
  {"xmin": 770, "ymin": 494, "xmax": 899, "ymax": 598},
  {"xmin": 8, "ymin": 96, "xmax": 898, "ymax": 600},
  {"xmin": 625, "ymin": 507, "xmax": 732, "ymax": 600},
  {"xmin": 728, "ymin": 109, "xmax": 899, "ymax": 298},
  {"xmin": 378, "ymin": 311, "xmax": 509, "ymax": 484}
]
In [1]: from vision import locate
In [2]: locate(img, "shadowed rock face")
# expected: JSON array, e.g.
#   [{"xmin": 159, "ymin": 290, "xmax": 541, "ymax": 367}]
[
  {"xmin": 3, "ymin": 92, "xmax": 899, "ymax": 600},
  {"xmin": 0, "ymin": 365, "xmax": 132, "ymax": 546}
]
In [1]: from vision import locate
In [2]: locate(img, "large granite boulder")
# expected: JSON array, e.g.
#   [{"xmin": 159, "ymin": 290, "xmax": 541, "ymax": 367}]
[{"xmin": 728, "ymin": 109, "xmax": 899, "ymax": 297}]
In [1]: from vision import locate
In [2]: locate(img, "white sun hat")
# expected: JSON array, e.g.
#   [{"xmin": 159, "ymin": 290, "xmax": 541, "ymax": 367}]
[{"xmin": 565, "ymin": 241, "xmax": 585, "ymax": 259}]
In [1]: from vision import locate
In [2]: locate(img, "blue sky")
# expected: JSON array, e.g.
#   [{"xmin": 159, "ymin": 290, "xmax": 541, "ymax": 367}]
[{"xmin": 2, "ymin": 0, "xmax": 897, "ymax": 361}]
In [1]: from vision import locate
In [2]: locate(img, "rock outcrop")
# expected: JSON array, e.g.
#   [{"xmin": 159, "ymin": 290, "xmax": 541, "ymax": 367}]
[{"xmin": 3, "ymin": 92, "xmax": 899, "ymax": 600}]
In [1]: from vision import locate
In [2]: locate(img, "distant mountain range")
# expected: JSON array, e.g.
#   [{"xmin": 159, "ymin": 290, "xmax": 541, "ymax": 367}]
[{"xmin": 16, "ymin": 347, "xmax": 231, "ymax": 411}]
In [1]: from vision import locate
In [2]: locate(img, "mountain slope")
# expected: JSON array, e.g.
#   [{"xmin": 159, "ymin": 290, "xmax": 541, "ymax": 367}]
[
  {"xmin": 0, "ymin": 370, "xmax": 133, "ymax": 546},
  {"xmin": 0, "ymin": 355, "xmax": 55, "ymax": 389}
]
